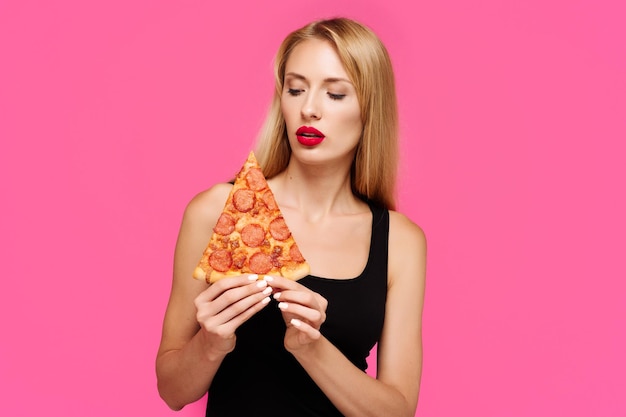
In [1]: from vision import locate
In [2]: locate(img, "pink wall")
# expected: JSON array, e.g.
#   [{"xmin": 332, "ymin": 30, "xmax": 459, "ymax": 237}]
[{"xmin": 1, "ymin": 1, "xmax": 624, "ymax": 416}]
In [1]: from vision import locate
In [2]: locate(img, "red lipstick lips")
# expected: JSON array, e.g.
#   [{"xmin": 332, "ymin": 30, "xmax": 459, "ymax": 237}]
[{"xmin": 296, "ymin": 126, "xmax": 325, "ymax": 146}]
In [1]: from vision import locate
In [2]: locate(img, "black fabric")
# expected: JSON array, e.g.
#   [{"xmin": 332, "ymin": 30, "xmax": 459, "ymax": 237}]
[{"xmin": 206, "ymin": 203, "xmax": 389, "ymax": 417}]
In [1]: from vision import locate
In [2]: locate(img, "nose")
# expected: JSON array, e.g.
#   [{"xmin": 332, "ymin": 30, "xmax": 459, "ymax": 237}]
[{"xmin": 301, "ymin": 93, "xmax": 321, "ymax": 120}]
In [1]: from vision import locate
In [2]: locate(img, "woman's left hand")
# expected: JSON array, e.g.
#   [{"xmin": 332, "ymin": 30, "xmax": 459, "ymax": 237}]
[{"xmin": 264, "ymin": 275, "xmax": 328, "ymax": 352}]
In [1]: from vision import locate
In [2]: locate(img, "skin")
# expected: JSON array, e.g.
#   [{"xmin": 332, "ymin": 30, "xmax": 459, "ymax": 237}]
[
  {"xmin": 156, "ymin": 39, "xmax": 427, "ymax": 417},
  {"xmin": 282, "ymin": 38, "xmax": 364, "ymax": 170}
]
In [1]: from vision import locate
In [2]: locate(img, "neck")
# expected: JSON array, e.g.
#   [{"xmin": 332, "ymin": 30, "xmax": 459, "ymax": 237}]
[{"xmin": 268, "ymin": 158, "xmax": 364, "ymax": 222}]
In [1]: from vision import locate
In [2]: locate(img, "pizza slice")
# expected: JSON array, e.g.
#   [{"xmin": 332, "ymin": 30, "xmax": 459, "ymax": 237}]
[{"xmin": 193, "ymin": 151, "xmax": 310, "ymax": 283}]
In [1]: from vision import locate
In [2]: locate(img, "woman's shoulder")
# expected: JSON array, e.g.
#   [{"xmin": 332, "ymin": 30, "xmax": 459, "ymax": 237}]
[
  {"xmin": 186, "ymin": 183, "xmax": 232, "ymax": 210},
  {"xmin": 183, "ymin": 183, "xmax": 233, "ymax": 224},
  {"xmin": 388, "ymin": 210, "xmax": 426, "ymax": 245},
  {"xmin": 387, "ymin": 210, "xmax": 427, "ymax": 286}
]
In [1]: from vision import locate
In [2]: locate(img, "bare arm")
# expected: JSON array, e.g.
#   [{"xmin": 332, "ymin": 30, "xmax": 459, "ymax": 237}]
[
  {"xmin": 270, "ymin": 211, "xmax": 427, "ymax": 417},
  {"xmin": 155, "ymin": 185, "xmax": 272, "ymax": 410}
]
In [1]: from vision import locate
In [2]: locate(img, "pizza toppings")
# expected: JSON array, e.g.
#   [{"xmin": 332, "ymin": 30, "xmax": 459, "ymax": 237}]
[
  {"xmin": 269, "ymin": 217, "xmax": 291, "ymax": 241},
  {"xmin": 209, "ymin": 250, "xmax": 232, "ymax": 272},
  {"xmin": 249, "ymin": 252, "xmax": 273, "ymax": 274},
  {"xmin": 245, "ymin": 168, "xmax": 267, "ymax": 191},
  {"xmin": 241, "ymin": 223, "xmax": 266, "ymax": 247},
  {"xmin": 214, "ymin": 213, "xmax": 236, "ymax": 235},
  {"xmin": 289, "ymin": 244, "xmax": 305, "ymax": 262},
  {"xmin": 233, "ymin": 189, "xmax": 256, "ymax": 212},
  {"xmin": 262, "ymin": 190, "xmax": 278, "ymax": 210},
  {"xmin": 193, "ymin": 151, "xmax": 310, "ymax": 283},
  {"xmin": 233, "ymin": 253, "xmax": 246, "ymax": 269}
]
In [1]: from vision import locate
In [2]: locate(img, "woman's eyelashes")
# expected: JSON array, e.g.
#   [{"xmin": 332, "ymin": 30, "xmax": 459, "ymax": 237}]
[
  {"xmin": 286, "ymin": 88, "xmax": 346, "ymax": 101},
  {"xmin": 327, "ymin": 93, "xmax": 346, "ymax": 100},
  {"xmin": 287, "ymin": 88, "xmax": 303, "ymax": 96}
]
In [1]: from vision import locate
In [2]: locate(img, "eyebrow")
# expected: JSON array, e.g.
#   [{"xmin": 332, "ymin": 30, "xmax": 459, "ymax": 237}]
[{"xmin": 285, "ymin": 72, "xmax": 353, "ymax": 85}]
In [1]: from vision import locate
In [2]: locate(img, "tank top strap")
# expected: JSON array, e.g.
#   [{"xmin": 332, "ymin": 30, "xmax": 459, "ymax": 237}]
[{"xmin": 365, "ymin": 201, "xmax": 390, "ymax": 284}]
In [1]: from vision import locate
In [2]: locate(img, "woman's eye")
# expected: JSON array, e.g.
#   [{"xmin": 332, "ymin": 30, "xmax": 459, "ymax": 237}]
[
  {"xmin": 287, "ymin": 88, "xmax": 303, "ymax": 96},
  {"xmin": 328, "ymin": 93, "xmax": 346, "ymax": 100}
]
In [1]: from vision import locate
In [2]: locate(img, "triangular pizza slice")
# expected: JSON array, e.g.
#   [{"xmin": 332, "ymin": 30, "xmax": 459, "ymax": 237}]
[{"xmin": 193, "ymin": 152, "xmax": 310, "ymax": 283}]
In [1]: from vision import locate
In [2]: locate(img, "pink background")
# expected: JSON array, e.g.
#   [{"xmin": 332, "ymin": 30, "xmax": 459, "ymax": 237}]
[{"xmin": 1, "ymin": 0, "xmax": 625, "ymax": 416}]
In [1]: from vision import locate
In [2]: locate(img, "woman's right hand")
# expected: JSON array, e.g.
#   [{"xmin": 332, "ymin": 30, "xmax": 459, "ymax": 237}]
[{"xmin": 194, "ymin": 274, "xmax": 272, "ymax": 360}]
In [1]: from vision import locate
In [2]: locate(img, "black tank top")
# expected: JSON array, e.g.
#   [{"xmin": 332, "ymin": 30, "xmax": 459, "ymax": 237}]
[{"xmin": 206, "ymin": 203, "xmax": 389, "ymax": 417}]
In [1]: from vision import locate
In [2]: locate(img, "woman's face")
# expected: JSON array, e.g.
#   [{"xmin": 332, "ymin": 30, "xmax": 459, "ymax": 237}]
[{"xmin": 281, "ymin": 39, "xmax": 363, "ymax": 165}]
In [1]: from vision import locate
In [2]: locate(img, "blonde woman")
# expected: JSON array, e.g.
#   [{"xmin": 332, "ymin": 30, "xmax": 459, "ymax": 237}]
[{"xmin": 156, "ymin": 18, "xmax": 426, "ymax": 417}]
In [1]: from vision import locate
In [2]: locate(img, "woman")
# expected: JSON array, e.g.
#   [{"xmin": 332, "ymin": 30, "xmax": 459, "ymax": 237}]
[{"xmin": 156, "ymin": 17, "xmax": 426, "ymax": 417}]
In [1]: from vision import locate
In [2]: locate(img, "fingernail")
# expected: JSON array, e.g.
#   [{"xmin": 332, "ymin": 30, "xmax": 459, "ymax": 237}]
[
  {"xmin": 290, "ymin": 318, "xmax": 301, "ymax": 327},
  {"xmin": 261, "ymin": 296, "xmax": 271, "ymax": 305},
  {"xmin": 273, "ymin": 292, "xmax": 282, "ymax": 300},
  {"xmin": 278, "ymin": 302, "xmax": 288, "ymax": 310},
  {"xmin": 256, "ymin": 280, "xmax": 268, "ymax": 288},
  {"xmin": 262, "ymin": 287, "xmax": 272, "ymax": 295},
  {"xmin": 263, "ymin": 276, "xmax": 274, "ymax": 282},
  {"xmin": 248, "ymin": 274, "xmax": 259, "ymax": 281}
]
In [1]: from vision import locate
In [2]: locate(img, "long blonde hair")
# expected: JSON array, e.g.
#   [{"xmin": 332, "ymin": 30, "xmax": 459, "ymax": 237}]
[{"xmin": 255, "ymin": 18, "xmax": 399, "ymax": 210}]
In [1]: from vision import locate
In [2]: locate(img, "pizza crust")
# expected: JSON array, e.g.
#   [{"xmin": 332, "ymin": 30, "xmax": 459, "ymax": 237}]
[{"xmin": 280, "ymin": 262, "xmax": 311, "ymax": 280}]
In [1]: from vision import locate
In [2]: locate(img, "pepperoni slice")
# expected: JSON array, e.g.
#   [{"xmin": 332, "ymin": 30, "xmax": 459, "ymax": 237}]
[
  {"xmin": 261, "ymin": 190, "xmax": 278, "ymax": 210},
  {"xmin": 249, "ymin": 252, "xmax": 273, "ymax": 274},
  {"xmin": 269, "ymin": 217, "xmax": 291, "ymax": 241},
  {"xmin": 246, "ymin": 168, "xmax": 268, "ymax": 191},
  {"xmin": 241, "ymin": 224, "xmax": 266, "ymax": 247},
  {"xmin": 209, "ymin": 250, "xmax": 232, "ymax": 272},
  {"xmin": 289, "ymin": 244, "xmax": 305, "ymax": 262},
  {"xmin": 213, "ymin": 213, "xmax": 235, "ymax": 235},
  {"xmin": 233, "ymin": 189, "xmax": 255, "ymax": 212}
]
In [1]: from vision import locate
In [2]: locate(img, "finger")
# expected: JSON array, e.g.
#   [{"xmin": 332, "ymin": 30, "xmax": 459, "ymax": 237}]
[
  {"xmin": 197, "ymin": 278, "xmax": 270, "ymax": 318},
  {"xmin": 210, "ymin": 291, "xmax": 273, "ymax": 336},
  {"xmin": 277, "ymin": 300, "xmax": 325, "ymax": 327},
  {"xmin": 272, "ymin": 287, "xmax": 316, "ymax": 304},
  {"xmin": 216, "ymin": 283, "xmax": 272, "ymax": 319},
  {"xmin": 261, "ymin": 275, "xmax": 300, "ymax": 291},
  {"xmin": 199, "ymin": 285, "xmax": 272, "ymax": 332},
  {"xmin": 206, "ymin": 274, "xmax": 261, "ymax": 298},
  {"xmin": 273, "ymin": 290, "xmax": 327, "ymax": 315},
  {"xmin": 290, "ymin": 318, "xmax": 321, "ymax": 341},
  {"xmin": 195, "ymin": 275, "xmax": 259, "ymax": 308}
]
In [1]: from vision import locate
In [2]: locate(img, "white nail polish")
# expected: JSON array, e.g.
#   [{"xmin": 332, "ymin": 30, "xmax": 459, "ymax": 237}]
[
  {"xmin": 261, "ymin": 296, "xmax": 271, "ymax": 305},
  {"xmin": 263, "ymin": 275, "xmax": 274, "ymax": 282},
  {"xmin": 278, "ymin": 302, "xmax": 288, "ymax": 310},
  {"xmin": 273, "ymin": 292, "xmax": 282, "ymax": 300},
  {"xmin": 263, "ymin": 287, "xmax": 273, "ymax": 295},
  {"xmin": 290, "ymin": 318, "xmax": 302, "ymax": 327},
  {"xmin": 256, "ymin": 280, "xmax": 268, "ymax": 288},
  {"xmin": 248, "ymin": 274, "xmax": 259, "ymax": 281}
]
